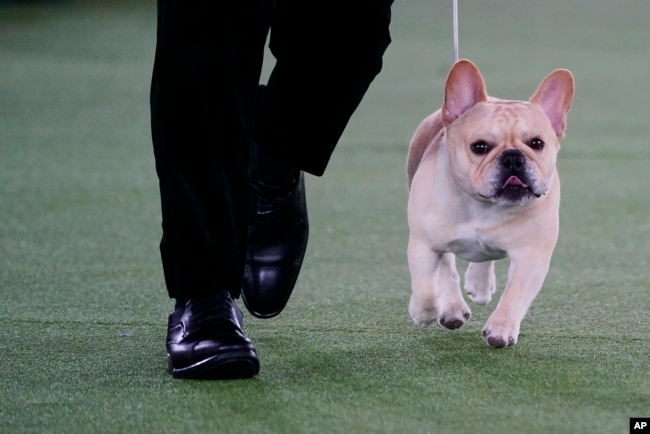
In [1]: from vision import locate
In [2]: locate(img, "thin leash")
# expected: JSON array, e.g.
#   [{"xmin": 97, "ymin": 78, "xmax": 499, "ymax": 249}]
[{"xmin": 452, "ymin": 0, "xmax": 459, "ymax": 62}]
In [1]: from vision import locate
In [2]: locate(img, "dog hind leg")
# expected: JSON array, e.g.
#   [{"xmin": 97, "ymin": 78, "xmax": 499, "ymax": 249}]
[{"xmin": 464, "ymin": 261, "xmax": 496, "ymax": 305}]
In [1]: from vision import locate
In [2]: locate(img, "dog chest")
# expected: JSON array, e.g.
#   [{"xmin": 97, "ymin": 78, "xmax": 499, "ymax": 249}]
[{"xmin": 447, "ymin": 233, "xmax": 507, "ymax": 262}]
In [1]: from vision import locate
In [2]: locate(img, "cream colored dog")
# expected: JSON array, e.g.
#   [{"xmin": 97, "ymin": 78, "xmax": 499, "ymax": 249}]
[{"xmin": 406, "ymin": 59, "xmax": 574, "ymax": 348}]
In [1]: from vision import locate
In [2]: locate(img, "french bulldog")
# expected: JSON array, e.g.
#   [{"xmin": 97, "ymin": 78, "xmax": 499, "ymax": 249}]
[{"xmin": 406, "ymin": 59, "xmax": 574, "ymax": 348}]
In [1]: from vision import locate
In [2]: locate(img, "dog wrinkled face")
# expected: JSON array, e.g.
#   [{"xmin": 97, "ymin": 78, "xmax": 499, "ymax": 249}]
[
  {"xmin": 445, "ymin": 101, "xmax": 560, "ymax": 206},
  {"xmin": 441, "ymin": 60, "xmax": 574, "ymax": 207}
]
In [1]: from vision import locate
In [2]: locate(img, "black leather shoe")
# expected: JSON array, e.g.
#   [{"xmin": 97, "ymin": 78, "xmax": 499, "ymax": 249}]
[
  {"xmin": 242, "ymin": 172, "xmax": 309, "ymax": 318},
  {"xmin": 166, "ymin": 291, "xmax": 260, "ymax": 379}
]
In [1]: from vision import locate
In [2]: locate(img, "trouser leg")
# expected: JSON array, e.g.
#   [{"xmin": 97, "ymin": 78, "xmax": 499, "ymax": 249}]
[
  {"xmin": 256, "ymin": 0, "xmax": 394, "ymax": 176},
  {"xmin": 151, "ymin": 0, "xmax": 271, "ymax": 300}
]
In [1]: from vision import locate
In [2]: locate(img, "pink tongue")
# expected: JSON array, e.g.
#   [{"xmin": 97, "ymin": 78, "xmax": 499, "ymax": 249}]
[{"xmin": 504, "ymin": 176, "xmax": 527, "ymax": 188}]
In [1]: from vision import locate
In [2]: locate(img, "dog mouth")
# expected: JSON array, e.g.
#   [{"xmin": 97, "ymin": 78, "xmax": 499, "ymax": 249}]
[
  {"xmin": 503, "ymin": 175, "xmax": 528, "ymax": 189},
  {"xmin": 495, "ymin": 175, "xmax": 540, "ymax": 202},
  {"xmin": 477, "ymin": 175, "xmax": 542, "ymax": 204}
]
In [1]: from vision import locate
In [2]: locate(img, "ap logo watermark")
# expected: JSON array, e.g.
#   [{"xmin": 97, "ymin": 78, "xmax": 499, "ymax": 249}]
[{"xmin": 631, "ymin": 418, "xmax": 650, "ymax": 432}]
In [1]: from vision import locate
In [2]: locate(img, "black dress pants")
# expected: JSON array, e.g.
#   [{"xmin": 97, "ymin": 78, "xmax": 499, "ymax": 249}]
[{"xmin": 151, "ymin": 0, "xmax": 393, "ymax": 300}]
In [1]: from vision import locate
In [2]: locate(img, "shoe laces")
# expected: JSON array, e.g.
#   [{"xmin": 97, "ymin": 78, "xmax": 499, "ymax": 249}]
[
  {"xmin": 251, "ymin": 179, "xmax": 298, "ymax": 220},
  {"xmin": 189, "ymin": 292, "xmax": 243, "ymax": 332}
]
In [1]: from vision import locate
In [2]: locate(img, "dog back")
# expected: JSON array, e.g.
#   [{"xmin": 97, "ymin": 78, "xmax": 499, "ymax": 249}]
[{"xmin": 406, "ymin": 111, "xmax": 444, "ymax": 189}]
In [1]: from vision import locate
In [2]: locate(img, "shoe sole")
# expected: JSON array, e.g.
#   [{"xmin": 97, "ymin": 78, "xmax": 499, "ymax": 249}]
[{"xmin": 169, "ymin": 349, "xmax": 260, "ymax": 380}]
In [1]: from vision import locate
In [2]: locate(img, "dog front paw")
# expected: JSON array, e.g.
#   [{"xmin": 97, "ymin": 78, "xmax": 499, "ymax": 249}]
[
  {"xmin": 482, "ymin": 321, "xmax": 519, "ymax": 348},
  {"xmin": 408, "ymin": 294, "xmax": 437, "ymax": 327},
  {"xmin": 438, "ymin": 310, "xmax": 471, "ymax": 330},
  {"xmin": 436, "ymin": 295, "xmax": 472, "ymax": 330}
]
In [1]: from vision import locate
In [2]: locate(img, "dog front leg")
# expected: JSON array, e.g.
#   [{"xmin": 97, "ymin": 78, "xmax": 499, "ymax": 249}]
[
  {"xmin": 482, "ymin": 251, "xmax": 552, "ymax": 348},
  {"xmin": 436, "ymin": 252, "xmax": 471, "ymax": 329},
  {"xmin": 407, "ymin": 235, "xmax": 440, "ymax": 327},
  {"xmin": 408, "ymin": 237, "xmax": 471, "ymax": 329}
]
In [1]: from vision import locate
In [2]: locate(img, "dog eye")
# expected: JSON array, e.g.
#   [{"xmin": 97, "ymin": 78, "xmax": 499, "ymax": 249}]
[
  {"xmin": 470, "ymin": 141, "xmax": 490, "ymax": 155},
  {"xmin": 528, "ymin": 137, "xmax": 545, "ymax": 150}
]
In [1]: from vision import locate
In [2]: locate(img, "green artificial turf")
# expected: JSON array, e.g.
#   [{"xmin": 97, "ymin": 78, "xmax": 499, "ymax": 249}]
[{"xmin": 1, "ymin": 0, "xmax": 648, "ymax": 433}]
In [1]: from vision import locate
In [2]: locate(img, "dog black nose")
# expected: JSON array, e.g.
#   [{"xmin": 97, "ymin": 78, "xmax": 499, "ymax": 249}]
[{"xmin": 500, "ymin": 149, "xmax": 525, "ymax": 171}]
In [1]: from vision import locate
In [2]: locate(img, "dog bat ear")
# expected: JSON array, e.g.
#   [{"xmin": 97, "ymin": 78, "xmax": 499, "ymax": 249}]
[
  {"xmin": 442, "ymin": 59, "xmax": 488, "ymax": 126},
  {"xmin": 530, "ymin": 69, "xmax": 574, "ymax": 139}
]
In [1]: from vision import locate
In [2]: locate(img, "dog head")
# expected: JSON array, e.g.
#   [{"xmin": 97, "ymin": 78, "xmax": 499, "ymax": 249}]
[{"xmin": 441, "ymin": 60, "xmax": 574, "ymax": 206}]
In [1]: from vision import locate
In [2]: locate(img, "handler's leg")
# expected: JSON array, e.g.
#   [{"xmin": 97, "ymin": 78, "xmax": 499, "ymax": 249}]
[
  {"xmin": 150, "ymin": 0, "xmax": 270, "ymax": 378},
  {"xmin": 242, "ymin": 0, "xmax": 394, "ymax": 318}
]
